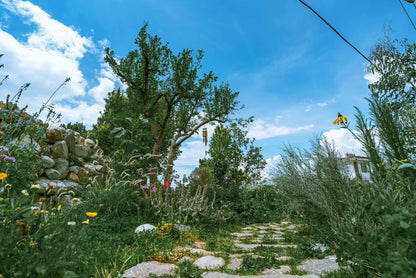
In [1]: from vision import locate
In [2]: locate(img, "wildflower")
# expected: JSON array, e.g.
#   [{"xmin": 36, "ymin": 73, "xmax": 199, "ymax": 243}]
[
  {"xmin": 82, "ymin": 219, "xmax": 90, "ymax": 224},
  {"xmin": 164, "ymin": 181, "xmax": 170, "ymax": 188},
  {"xmin": 31, "ymin": 184, "xmax": 41, "ymax": 190},
  {"xmin": 0, "ymin": 198, "xmax": 3, "ymax": 202},
  {"xmin": 333, "ymin": 112, "xmax": 348, "ymax": 125},
  {"xmin": 151, "ymin": 187, "xmax": 157, "ymax": 193},
  {"xmin": 86, "ymin": 212, "xmax": 97, "ymax": 218},
  {"xmin": 57, "ymin": 204, "xmax": 61, "ymax": 211},
  {"xmin": 67, "ymin": 221, "xmax": 76, "ymax": 226},
  {"xmin": 0, "ymin": 146, "xmax": 9, "ymax": 152},
  {"xmin": 21, "ymin": 190, "xmax": 29, "ymax": 196},
  {"xmin": 4, "ymin": 184, "xmax": 11, "ymax": 189},
  {"xmin": 140, "ymin": 185, "xmax": 149, "ymax": 190},
  {"xmin": 1, "ymin": 155, "xmax": 15, "ymax": 162},
  {"xmin": 0, "ymin": 173, "xmax": 8, "ymax": 180}
]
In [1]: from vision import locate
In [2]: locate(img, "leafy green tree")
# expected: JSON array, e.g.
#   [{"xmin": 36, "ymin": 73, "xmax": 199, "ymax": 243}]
[
  {"xmin": 60, "ymin": 121, "xmax": 88, "ymax": 138},
  {"xmin": 367, "ymin": 37, "xmax": 416, "ymax": 105},
  {"xmin": 103, "ymin": 23, "xmax": 241, "ymax": 185},
  {"xmin": 203, "ymin": 121, "xmax": 266, "ymax": 193}
]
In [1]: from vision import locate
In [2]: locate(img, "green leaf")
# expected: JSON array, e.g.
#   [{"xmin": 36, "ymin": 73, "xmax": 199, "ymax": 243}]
[
  {"xmin": 397, "ymin": 163, "xmax": 416, "ymax": 171},
  {"xmin": 400, "ymin": 221, "xmax": 410, "ymax": 229}
]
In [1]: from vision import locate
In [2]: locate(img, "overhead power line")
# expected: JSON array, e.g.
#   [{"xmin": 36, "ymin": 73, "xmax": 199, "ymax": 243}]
[
  {"xmin": 297, "ymin": 0, "xmax": 375, "ymax": 67},
  {"xmin": 398, "ymin": 0, "xmax": 416, "ymax": 31}
]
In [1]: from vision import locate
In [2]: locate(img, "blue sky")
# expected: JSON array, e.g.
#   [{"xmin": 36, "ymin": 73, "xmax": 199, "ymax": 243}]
[{"xmin": 1, "ymin": 0, "xmax": 415, "ymax": 178}]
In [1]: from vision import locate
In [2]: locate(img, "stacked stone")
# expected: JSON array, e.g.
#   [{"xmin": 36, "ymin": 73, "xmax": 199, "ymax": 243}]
[{"xmin": 35, "ymin": 126, "xmax": 109, "ymax": 192}]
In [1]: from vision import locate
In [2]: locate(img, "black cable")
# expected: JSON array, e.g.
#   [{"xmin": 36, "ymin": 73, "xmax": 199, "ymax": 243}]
[
  {"xmin": 297, "ymin": 0, "xmax": 375, "ymax": 67},
  {"xmin": 398, "ymin": 0, "xmax": 416, "ymax": 31}
]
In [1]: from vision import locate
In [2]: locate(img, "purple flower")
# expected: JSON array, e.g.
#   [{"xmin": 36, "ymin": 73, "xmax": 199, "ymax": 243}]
[
  {"xmin": 140, "ymin": 185, "xmax": 149, "ymax": 190},
  {"xmin": 0, "ymin": 146, "xmax": 9, "ymax": 152},
  {"xmin": 1, "ymin": 155, "xmax": 15, "ymax": 162},
  {"xmin": 151, "ymin": 187, "xmax": 157, "ymax": 193}
]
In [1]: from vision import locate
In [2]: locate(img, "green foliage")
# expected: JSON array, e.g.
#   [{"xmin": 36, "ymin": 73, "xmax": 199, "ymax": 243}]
[
  {"xmin": 150, "ymin": 183, "xmax": 215, "ymax": 225},
  {"xmin": 101, "ymin": 23, "xmax": 242, "ymax": 184},
  {"xmin": 60, "ymin": 122, "xmax": 88, "ymax": 138}
]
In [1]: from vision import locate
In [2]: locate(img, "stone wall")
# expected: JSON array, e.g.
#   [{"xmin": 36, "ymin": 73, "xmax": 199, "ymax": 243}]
[{"xmin": 34, "ymin": 126, "xmax": 110, "ymax": 192}]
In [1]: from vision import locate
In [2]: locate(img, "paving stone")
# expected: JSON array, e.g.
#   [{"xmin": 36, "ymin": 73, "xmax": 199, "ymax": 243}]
[
  {"xmin": 298, "ymin": 255, "xmax": 339, "ymax": 275},
  {"xmin": 176, "ymin": 247, "xmax": 215, "ymax": 255},
  {"xmin": 227, "ymin": 258, "xmax": 243, "ymax": 270},
  {"xmin": 194, "ymin": 256, "xmax": 225, "ymax": 269},
  {"xmin": 231, "ymin": 232, "xmax": 253, "ymax": 237},
  {"xmin": 123, "ymin": 261, "xmax": 176, "ymax": 278}
]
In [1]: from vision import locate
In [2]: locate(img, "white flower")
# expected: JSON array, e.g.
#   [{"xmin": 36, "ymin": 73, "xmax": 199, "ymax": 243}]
[
  {"xmin": 21, "ymin": 189, "xmax": 29, "ymax": 196},
  {"xmin": 67, "ymin": 221, "xmax": 76, "ymax": 226}
]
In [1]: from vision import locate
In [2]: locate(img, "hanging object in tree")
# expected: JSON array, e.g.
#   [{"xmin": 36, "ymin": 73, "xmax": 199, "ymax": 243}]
[
  {"xmin": 202, "ymin": 127, "xmax": 208, "ymax": 146},
  {"xmin": 405, "ymin": 0, "xmax": 415, "ymax": 3}
]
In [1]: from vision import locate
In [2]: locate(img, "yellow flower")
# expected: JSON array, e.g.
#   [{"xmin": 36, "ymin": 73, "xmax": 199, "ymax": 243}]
[
  {"xmin": 0, "ymin": 198, "xmax": 3, "ymax": 202},
  {"xmin": 333, "ymin": 112, "xmax": 348, "ymax": 125},
  {"xmin": 0, "ymin": 173, "xmax": 8, "ymax": 180},
  {"xmin": 57, "ymin": 205, "xmax": 61, "ymax": 211},
  {"xmin": 86, "ymin": 212, "xmax": 97, "ymax": 218},
  {"xmin": 82, "ymin": 219, "xmax": 90, "ymax": 224}
]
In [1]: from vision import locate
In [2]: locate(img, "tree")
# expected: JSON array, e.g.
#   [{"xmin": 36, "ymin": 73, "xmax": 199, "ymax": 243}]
[
  {"xmin": 203, "ymin": 121, "xmax": 266, "ymax": 191},
  {"xmin": 367, "ymin": 37, "xmax": 416, "ymax": 105},
  {"xmin": 103, "ymin": 23, "xmax": 241, "ymax": 185}
]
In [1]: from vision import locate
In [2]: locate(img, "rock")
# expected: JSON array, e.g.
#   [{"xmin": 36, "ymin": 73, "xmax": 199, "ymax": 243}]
[
  {"xmin": 41, "ymin": 155, "xmax": 55, "ymax": 168},
  {"xmin": 123, "ymin": 261, "xmax": 176, "ymax": 278},
  {"xmin": 34, "ymin": 178, "xmax": 80, "ymax": 194},
  {"xmin": 84, "ymin": 138, "xmax": 95, "ymax": 148},
  {"xmin": 44, "ymin": 169, "xmax": 61, "ymax": 180},
  {"xmin": 46, "ymin": 127, "xmax": 66, "ymax": 143},
  {"xmin": 69, "ymin": 166, "xmax": 79, "ymax": 174},
  {"xmin": 52, "ymin": 141, "xmax": 68, "ymax": 159},
  {"xmin": 68, "ymin": 172, "xmax": 80, "ymax": 183},
  {"xmin": 298, "ymin": 255, "xmax": 339, "ymax": 275},
  {"xmin": 83, "ymin": 163, "xmax": 97, "ymax": 175},
  {"xmin": 65, "ymin": 131, "xmax": 76, "ymax": 153},
  {"xmin": 78, "ymin": 136, "xmax": 85, "ymax": 145},
  {"xmin": 95, "ymin": 165, "xmax": 104, "ymax": 173},
  {"xmin": 10, "ymin": 134, "xmax": 41, "ymax": 151},
  {"xmin": 53, "ymin": 158, "xmax": 69, "ymax": 179},
  {"xmin": 78, "ymin": 167, "xmax": 89, "ymax": 182},
  {"xmin": 227, "ymin": 258, "xmax": 242, "ymax": 270},
  {"xmin": 194, "ymin": 256, "xmax": 225, "ymax": 269},
  {"xmin": 75, "ymin": 157, "xmax": 84, "ymax": 166},
  {"xmin": 135, "ymin": 224, "xmax": 156, "ymax": 233},
  {"xmin": 74, "ymin": 144, "xmax": 89, "ymax": 158}
]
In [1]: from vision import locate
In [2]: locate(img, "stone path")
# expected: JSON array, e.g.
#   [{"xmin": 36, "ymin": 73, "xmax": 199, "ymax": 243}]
[{"xmin": 123, "ymin": 221, "xmax": 339, "ymax": 277}]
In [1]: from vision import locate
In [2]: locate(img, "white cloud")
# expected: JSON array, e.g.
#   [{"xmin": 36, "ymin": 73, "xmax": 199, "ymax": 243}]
[
  {"xmin": 317, "ymin": 102, "xmax": 328, "ymax": 107},
  {"xmin": 262, "ymin": 155, "xmax": 282, "ymax": 180},
  {"xmin": 173, "ymin": 140, "xmax": 208, "ymax": 179},
  {"xmin": 305, "ymin": 105, "xmax": 311, "ymax": 112},
  {"xmin": 0, "ymin": 0, "xmax": 114, "ymax": 126},
  {"xmin": 364, "ymin": 72, "xmax": 381, "ymax": 84},
  {"xmin": 247, "ymin": 120, "xmax": 314, "ymax": 140},
  {"xmin": 322, "ymin": 128, "xmax": 365, "ymax": 156}
]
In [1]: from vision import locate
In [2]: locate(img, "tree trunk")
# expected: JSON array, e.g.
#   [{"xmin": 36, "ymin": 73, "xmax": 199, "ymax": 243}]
[
  {"xmin": 149, "ymin": 121, "xmax": 163, "ymax": 186},
  {"xmin": 164, "ymin": 140, "xmax": 177, "ymax": 183}
]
